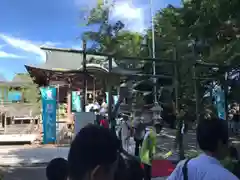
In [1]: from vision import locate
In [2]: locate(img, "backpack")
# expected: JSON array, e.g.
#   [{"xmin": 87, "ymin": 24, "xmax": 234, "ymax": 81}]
[{"xmin": 182, "ymin": 159, "xmax": 191, "ymax": 180}]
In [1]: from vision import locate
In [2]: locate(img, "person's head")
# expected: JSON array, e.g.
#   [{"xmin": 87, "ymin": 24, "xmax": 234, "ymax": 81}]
[
  {"xmin": 68, "ymin": 125, "xmax": 120, "ymax": 180},
  {"xmin": 124, "ymin": 156, "xmax": 144, "ymax": 180},
  {"xmin": 114, "ymin": 154, "xmax": 127, "ymax": 180},
  {"xmin": 123, "ymin": 114, "xmax": 128, "ymax": 122},
  {"xmin": 229, "ymin": 146, "xmax": 239, "ymax": 160},
  {"xmin": 197, "ymin": 118, "xmax": 229, "ymax": 160},
  {"xmin": 115, "ymin": 153, "xmax": 144, "ymax": 180},
  {"xmin": 46, "ymin": 158, "xmax": 68, "ymax": 180}
]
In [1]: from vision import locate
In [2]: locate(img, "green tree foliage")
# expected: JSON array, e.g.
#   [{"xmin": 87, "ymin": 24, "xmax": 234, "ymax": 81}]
[
  {"xmin": 11, "ymin": 73, "xmax": 41, "ymax": 114},
  {"xmin": 81, "ymin": 0, "xmax": 143, "ymax": 58},
  {"xmin": 80, "ymin": 0, "xmax": 240, "ymax": 103},
  {"xmin": 181, "ymin": 0, "xmax": 240, "ymax": 65},
  {"xmin": 12, "ymin": 73, "xmax": 39, "ymax": 103},
  {"xmin": 79, "ymin": 0, "xmax": 240, "ymax": 159}
]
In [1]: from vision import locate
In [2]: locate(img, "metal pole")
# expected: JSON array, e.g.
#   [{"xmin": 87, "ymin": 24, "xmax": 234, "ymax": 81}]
[
  {"xmin": 82, "ymin": 40, "xmax": 87, "ymax": 112},
  {"xmin": 108, "ymin": 56, "xmax": 114, "ymax": 130},
  {"xmin": 193, "ymin": 65, "xmax": 200, "ymax": 126},
  {"xmin": 150, "ymin": 0, "xmax": 157, "ymax": 103},
  {"xmin": 93, "ymin": 78, "xmax": 96, "ymax": 102},
  {"xmin": 173, "ymin": 47, "xmax": 179, "ymax": 111},
  {"xmin": 191, "ymin": 42, "xmax": 200, "ymax": 128},
  {"xmin": 224, "ymin": 72, "xmax": 228, "ymax": 121}
]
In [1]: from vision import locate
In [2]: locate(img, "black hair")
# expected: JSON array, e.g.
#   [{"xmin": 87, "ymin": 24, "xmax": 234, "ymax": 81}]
[
  {"xmin": 124, "ymin": 156, "xmax": 144, "ymax": 180},
  {"xmin": 68, "ymin": 124, "xmax": 121, "ymax": 180},
  {"xmin": 229, "ymin": 146, "xmax": 239, "ymax": 160},
  {"xmin": 46, "ymin": 157, "xmax": 68, "ymax": 180},
  {"xmin": 197, "ymin": 118, "xmax": 229, "ymax": 152},
  {"xmin": 114, "ymin": 154, "xmax": 127, "ymax": 180},
  {"xmin": 115, "ymin": 153, "xmax": 144, "ymax": 180}
]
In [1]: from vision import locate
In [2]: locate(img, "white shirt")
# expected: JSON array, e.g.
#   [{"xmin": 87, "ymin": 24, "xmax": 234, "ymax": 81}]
[
  {"xmin": 133, "ymin": 119, "xmax": 145, "ymax": 140},
  {"xmin": 121, "ymin": 121, "xmax": 130, "ymax": 140},
  {"xmin": 167, "ymin": 154, "xmax": 239, "ymax": 180}
]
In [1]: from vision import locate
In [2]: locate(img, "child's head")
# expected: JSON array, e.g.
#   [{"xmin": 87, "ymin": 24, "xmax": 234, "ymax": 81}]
[{"xmin": 46, "ymin": 158, "xmax": 68, "ymax": 180}]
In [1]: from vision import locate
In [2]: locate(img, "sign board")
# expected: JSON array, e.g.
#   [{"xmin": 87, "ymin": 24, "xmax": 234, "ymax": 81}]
[{"xmin": 74, "ymin": 112, "xmax": 96, "ymax": 136}]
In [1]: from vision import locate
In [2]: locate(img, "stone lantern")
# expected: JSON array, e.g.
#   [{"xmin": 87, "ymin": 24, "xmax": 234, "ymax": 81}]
[{"xmin": 150, "ymin": 102, "xmax": 163, "ymax": 125}]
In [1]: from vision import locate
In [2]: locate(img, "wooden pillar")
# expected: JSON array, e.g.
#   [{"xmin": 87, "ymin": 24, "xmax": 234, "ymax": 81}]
[
  {"xmin": 67, "ymin": 78, "xmax": 72, "ymax": 123},
  {"xmin": 6, "ymin": 86, "xmax": 9, "ymax": 103},
  {"xmin": 0, "ymin": 86, "xmax": 3, "ymax": 105},
  {"xmin": 56, "ymin": 84, "xmax": 60, "ymax": 122},
  {"xmin": 67, "ymin": 91, "xmax": 72, "ymax": 121},
  {"xmin": 82, "ymin": 40, "xmax": 87, "ymax": 112},
  {"xmin": 4, "ymin": 113, "xmax": 7, "ymax": 134}
]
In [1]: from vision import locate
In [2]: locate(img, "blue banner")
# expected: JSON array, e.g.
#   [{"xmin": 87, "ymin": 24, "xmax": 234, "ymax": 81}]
[
  {"xmin": 113, "ymin": 95, "xmax": 119, "ymax": 105},
  {"xmin": 212, "ymin": 85, "xmax": 226, "ymax": 120},
  {"xmin": 105, "ymin": 93, "xmax": 118, "ymax": 105},
  {"xmin": 106, "ymin": 92, "xmax": 109, "ymax": 104},
  {"xmin": 71, "ymin": 91, "xmax": 81, "ymax": 112},
  {"xmin": 40, "ymin": 87, "xmax": 57, "ymax": 144}
]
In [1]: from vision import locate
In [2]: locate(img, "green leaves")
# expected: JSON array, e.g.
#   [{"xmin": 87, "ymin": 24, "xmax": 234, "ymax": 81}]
[
  {"xmin": 80, "ymin": 0, "xmax": 144, "ymax": 59},
  {"xmin": 78, "ymin": 0, "xmax": 240, "ymax": 104}
]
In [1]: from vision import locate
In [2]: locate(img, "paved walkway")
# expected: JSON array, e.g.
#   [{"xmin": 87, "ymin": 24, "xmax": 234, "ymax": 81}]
[
  {"xmin": 0, "ymin": 145, "xmax": 169, "ymax": 179},
  {"xmin": 0, "ymin": 166, "xmax": 168, "ymax": 180},
  {"xmin": 0, "ymin": 143, "xmax": 138, "ymax": 166},
  {"xmin": 0, "ymin": 146, "xmax": 69, "ymax": 166},
  {"xmin": 0, "ymin": 127, "xmax": 181, "ymax": 167}
]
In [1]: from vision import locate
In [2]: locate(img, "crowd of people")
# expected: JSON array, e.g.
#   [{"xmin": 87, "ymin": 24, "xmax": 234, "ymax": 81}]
[
  {"xmin": 44, "ymin": 89, "xmax": 240, "ymax": 180},
  {"xmin": 45, "ymin": 117, "xmax": 240, "ymax": 180},
  {"xmin": 46, "ymin": 125, "xmax": 144, "ymax": 180}
]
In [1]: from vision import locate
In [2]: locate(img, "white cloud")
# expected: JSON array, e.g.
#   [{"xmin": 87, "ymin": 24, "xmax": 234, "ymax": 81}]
[
  {"xmin": 75, "ymin": 0, "xmax": 146, "ymax": 33},
  {"xmin": 0, "ymin": 43, "xmax": 24, "ymax": 59},
  {"xmin": 72, "ymin": 45, "xmax": 83, "ymax": 50},
  {"xmin": 110, "ymin": 2, "xmax": 145, "ymax": 33},
  {"xmin": 0, "ymin": 51, "xmax": 25, "ymax": 59},
  {"xmin": 112, "ymin": 2, "xmax": 141, "ymax": 19},
  {"xmin": 0, "ymin": 34, "xmax": 46, "ymax": 61},
  {"xmin": 0, "ymin": 34, "xmax": 60, "ymax": 62}
]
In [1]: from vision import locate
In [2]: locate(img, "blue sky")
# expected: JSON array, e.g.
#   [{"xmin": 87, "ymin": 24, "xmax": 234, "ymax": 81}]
[{"xmin": 0, "ymin": 0, "xmax": 180, "ymax": 80}]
